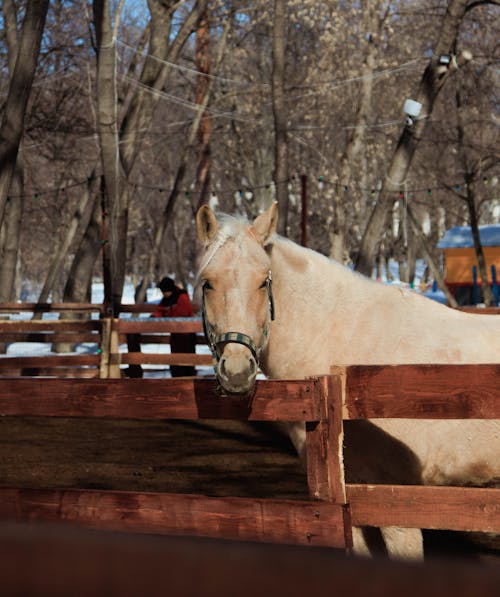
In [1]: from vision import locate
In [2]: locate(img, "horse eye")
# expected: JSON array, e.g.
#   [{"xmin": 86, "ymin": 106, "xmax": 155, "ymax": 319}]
[{"xmin": 203, "ymin": 280, "xmax": 213, "ymax": 291}]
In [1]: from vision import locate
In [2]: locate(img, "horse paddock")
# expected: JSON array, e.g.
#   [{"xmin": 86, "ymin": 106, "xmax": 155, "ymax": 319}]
[{"xmin": 0, "ymin": 412, "xmax": 498, "ymax": 565}]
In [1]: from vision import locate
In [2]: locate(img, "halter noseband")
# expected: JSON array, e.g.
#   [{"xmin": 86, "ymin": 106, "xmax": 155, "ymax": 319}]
[{"xmin": 202, "ymin": 271, "xmax": 275, "ymax": 369}]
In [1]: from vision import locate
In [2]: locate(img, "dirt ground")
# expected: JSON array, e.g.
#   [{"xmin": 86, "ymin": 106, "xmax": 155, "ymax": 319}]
[{"xmin": 0, "ymin": 415, "xmax": 498, "ymax": 565}]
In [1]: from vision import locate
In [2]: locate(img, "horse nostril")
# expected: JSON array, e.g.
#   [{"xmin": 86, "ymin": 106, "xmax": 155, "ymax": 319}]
[
  {"xmin": 248, "ymin": 357, "xmax": 256, "ymax": 376},
  {"xmin": 218, "ymin": 356, "xmax": 227, "ymax": 377}
]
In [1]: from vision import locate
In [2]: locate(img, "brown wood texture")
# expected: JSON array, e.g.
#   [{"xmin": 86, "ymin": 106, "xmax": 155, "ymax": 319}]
[
  {"xmin": 0, "ymin": 368, "xmax": 99, "ymax": 378},
  {"xmin": 1, "ymin": 523, "xmax": 499, "ymax": 597},
  {"xmin": 0, "ymin": 332, "xmax": 101, "ymax": 343},
  {"xmin": 0, "ymin": 320, "xmax": 102, "ymax": 332},
  {"xmin": 0, "ymin": 488, "xmax": 347, "ymax": 548},
  {"xmin": 0, "ymin": 302, "xmax": 103, "ymax": 313},
  {"xmin": 0, "ymin": 355, "xmax": 101, "ymax": 368},
  {"xmin": 0, "ymin": 378, "xmax": 322, "ymax": 421},
  {"xmin": 343, "ymin": 364, "xmax": 500, "ymax": 419},
  {"xmin": 306, "ymin": 374, "xmax": 347, "ymax": 504},
  {"xmin": 457, "ymin": 307, "xmax": 500, "ymax": 315},
  {"xmin": 118, "ymin": 333, "xmax": 207, "ymax": 344},
  {"xmin": 347, "ymin": 484, "xmax": 500, "ymax": 533},
  {"xmin": 117, "ymin": 319, "xmax": 204, "ymax": 334},
  {"xmin": 118, "ymin": 353, "xmax": 213, "ymax": 366}
]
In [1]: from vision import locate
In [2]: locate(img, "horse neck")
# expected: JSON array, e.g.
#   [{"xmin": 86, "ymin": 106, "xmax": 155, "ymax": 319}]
[{"xmin": 270, "ymin": 237, "xmax": 349, "ymax": 314}]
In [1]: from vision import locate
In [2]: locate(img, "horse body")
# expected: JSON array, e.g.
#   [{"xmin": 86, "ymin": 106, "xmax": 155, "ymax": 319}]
[
  {"xmin": 196, "ymin": 203, "xmax": 500, "ymax": 558},
  {"xmin": 263, "ymin": 237, "xmax": 500, "ymax": 488}
]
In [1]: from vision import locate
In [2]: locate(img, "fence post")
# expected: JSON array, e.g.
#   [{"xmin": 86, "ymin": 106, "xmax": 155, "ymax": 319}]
[
  {"xmin": 108, "ymin": 318, "xmax": 122, "ymax": 379},
  {"xmin": 305, "ymin": 369, "xmax": 352, "ymax": 550},
  {"xmin": 99, "ymin": 317, "xmax": 112, "ymax": 379}
]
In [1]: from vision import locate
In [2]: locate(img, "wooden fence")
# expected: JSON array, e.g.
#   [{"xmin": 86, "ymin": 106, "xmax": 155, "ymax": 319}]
[
  {"xmin": 0, "ymin": 302, "xmax": 496, "ymax": 378},
  {"xmin": 0, "ymin": 302, "xmax": 211, "ymax": 378},
  {"xmin": 0, "ymin": 364, "xmax": 498, "ymax": 551}
]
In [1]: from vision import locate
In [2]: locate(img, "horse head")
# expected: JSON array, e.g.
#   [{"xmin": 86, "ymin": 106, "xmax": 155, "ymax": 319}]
[{"xmin": 196, "ymin": 203, "xmax": 277, "ymax": 395}]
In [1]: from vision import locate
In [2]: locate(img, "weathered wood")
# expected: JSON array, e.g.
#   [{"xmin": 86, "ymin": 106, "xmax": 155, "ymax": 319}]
[
  {"xmin": 99, "ymin": 317, "xmax": 112, "ymax": 379},
  {"xmin": 306, "ymin": 372, "xmax": 347, "ymax": 504},
  {"xmin": 0, "ymin": 488, "xmax": 347, "ymax": 548},
  {"xmin": 0, "ymin": 368, "xmax": 99, "ymax": 378},
  {"xmin": 0, "ymin": 378, "xmax": 322, "ymax": 421},
  {"xmin": 343, "ymin": 364, "xmax": 500, "ymax": 419},
  {"xmin": 0, "ymin": 320, "xmax": 102, "ymax": 332},
  {"xmin": 1, "ymin": 523, "xmax": 500, "ymax": 597},
  {"xmin": 0, "ymin": 302, "xmax": 102, "ymax": 313},
  {"xmin": 0, "ymin": 355, "xmax": 101, "ymax": 368},
  {"xmin": 117, "ymin": 319, "xmax": 204, "ymax": 334},
  {"xmin": 457, "ymin": 307, "xmax": 500, "ymax": 315},
  {"xmin": 347, "ymin": 484, "xmax": 500, "ymax": 533},
  {"xmin": 117, "ymin": 333, "xmax": 207, "ymax": 345},
  {"xmin": 0, "ymin": 332, "xmax": 101, "ymax": 343},
  {"xmin": 118, "ymin": 353, "xmax": 213, "ymax": 366}
]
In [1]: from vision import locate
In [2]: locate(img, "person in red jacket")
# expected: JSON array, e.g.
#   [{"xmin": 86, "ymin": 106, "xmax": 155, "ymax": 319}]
[{"xmin": 152, "ymin": 277, "xmax": 196, "ymax": 377}]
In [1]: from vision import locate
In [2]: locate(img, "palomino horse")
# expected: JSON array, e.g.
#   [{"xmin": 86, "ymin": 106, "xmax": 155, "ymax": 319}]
[{"xmin": 196, "ymin": 202, "xmax": 500, "ymax": 559}]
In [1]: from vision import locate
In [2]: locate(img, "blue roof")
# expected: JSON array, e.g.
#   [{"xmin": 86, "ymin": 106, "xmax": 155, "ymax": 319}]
[{"xmin": 437, "ymin": 225, "xmax": 500, "ymax": 249}]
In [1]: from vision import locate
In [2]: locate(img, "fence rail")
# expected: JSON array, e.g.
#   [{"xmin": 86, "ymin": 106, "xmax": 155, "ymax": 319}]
[
  {"xmin": 0, "ymin": 303, "xmax": 211, "ymax": 378},
  {"xmin": 0, "ymin": 364, "xmax": 498, "ymax": 550}
]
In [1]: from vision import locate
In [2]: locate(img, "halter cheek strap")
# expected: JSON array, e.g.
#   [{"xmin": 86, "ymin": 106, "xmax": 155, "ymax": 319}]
[{"xmin": 202, "ymin": 271, "xmax": 275, "ymax": 367}]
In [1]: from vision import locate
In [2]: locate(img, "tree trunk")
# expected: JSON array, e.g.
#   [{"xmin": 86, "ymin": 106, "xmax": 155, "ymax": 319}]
[
  {"xmin": 0, "ymin": 166, "xmax": 24, "ymax": 301},
  {"xmin": 194, "ymin": 9, "xmax": 212, "ymax": 211},
  {"xmin": 272, "ymin": 0, "xmax": 289, "ymax": 235},
  {"xmin": 0, "ymin": 0, "xmax": 24, "ymax": 301},
  {"xmin": 329, "ymin": 2, "xmax": 378, "ymax": 262},
  {"xmin": 36, "ymin": 177, "xmax": 97, "ymax": 305},
  {"xmin": 134, "ymin": 22, "xmax": 230, "ymax": 304},
  {"xmin": 60, "ymin": 1, "xmax": 208, "ymax": 315},
  {"xmin": 0, "ymin": 0, "xmax": 49, "ymax": 229},
  {"xmin": 93, "ymin": 0, "xmax": 126, "ymax": 315},
  {"xmin": 62, "ymin": 193, "xmax": 103, "ymax": 303},
  {"xmin": 407, "ymin": 206, "xmax": 458, "ymax": 307},
  {"xmin": 355, "ymin": 0, "xmax": 470, "ymax": 277},
  {"xmin": 454, "ymin": 87, "xmax": 495, "ymax": 306}
]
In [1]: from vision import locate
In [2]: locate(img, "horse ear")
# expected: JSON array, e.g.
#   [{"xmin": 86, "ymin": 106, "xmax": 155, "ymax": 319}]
[
  {"xmin": 251, "ymin": 202, "xmax": 278, "ymax": 245},
  {"xmin": 196, "ymin": 205, "xmax": 219, "ymax": 245}
]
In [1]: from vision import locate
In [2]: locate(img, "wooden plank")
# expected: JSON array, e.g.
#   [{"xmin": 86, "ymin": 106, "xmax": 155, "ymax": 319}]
[
  {"xmin": 347, "ymin": 484, "xmax": 500, "ymax": 533},
  {"xmin": 0, "ymin": 368, "xmax": 99, "ymax": 378},
  {"xmin": 99, "ymin": 317, "xmax": 112, "ymax": 379},
  {"xmin": 306, "ymin": 372, "xmax": 347, "ymax": 505},
  {"xmin": 117, "ymin": 319, "xmax": 204, "ymax": 334},
  {"xmin": 0, "ymin": 332, "xmax": 101, "ymax": 343},
  {"xmin": 343, "ymin": 364, "xmax": 500, "ymax": 419},
  {"xmin": 119, "ymin": 353, "xmax": 213, "ymax": 366},
  {"xmin": 117, "ymin": 333, "xmax": 208, "ymax": 345},
  {"xmin": 0, "ymin": 378, "xmax": 322, "ymax": 421},
  {"xmin": 457, "ymin": 307, "xmax": 500, "ymax": 315},
  {"xmin": 0, "ymin": 488, "xmax": 348, "ymax": 549},
  {"xmin": 0, "ymin": 302, "xmax": 102, "ymax": 313},
  {"xmin": 2, "ymin": 524, "xmax": 500, "ymax": 597},
  {"xmin": 0, "ymin": 355, "xmax": 101, "ymax": 368},
  {"xmin": 0, "ymin": 320, "xmax": 102, "ymax": 332}
]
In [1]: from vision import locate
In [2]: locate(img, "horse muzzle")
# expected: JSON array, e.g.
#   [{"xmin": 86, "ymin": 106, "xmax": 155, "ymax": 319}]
[{"xmin": 216, "ymin": 344, "xmax": 258, "ymax": 395}]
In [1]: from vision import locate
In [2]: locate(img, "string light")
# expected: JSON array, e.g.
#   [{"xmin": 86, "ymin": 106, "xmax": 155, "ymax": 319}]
[{"xmin": 8, "ymin": 174, "xmax": 496, "ymax": 204}]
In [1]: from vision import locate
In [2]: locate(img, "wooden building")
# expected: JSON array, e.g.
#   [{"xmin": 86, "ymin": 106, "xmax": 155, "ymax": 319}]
[{"xmin": 437, "ymin": 225, "xmax": 500, "ymax": 305}]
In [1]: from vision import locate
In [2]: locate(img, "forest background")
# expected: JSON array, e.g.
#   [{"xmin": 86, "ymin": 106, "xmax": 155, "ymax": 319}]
[{"xmin": 0, "ymin": 0, "xmax": 499, "ymax": 313}]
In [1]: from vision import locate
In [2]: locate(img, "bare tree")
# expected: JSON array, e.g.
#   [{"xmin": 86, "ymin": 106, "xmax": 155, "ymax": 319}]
[
  {"xmin": 272, "ymin": 0, "xmax": 289, "ymax": 235},
  {"xmin": 0, "ymin": 0, "xmax": 49, "ymax": 229},
  {"xmin": 355, "ymin": 0, "xmax": 472, "ymax": 276}
]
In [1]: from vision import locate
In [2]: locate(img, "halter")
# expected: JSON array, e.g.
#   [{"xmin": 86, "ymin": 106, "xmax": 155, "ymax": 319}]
[{"xmin": 202, "ymin": 271, "xmax": 275, "ymax": 370}]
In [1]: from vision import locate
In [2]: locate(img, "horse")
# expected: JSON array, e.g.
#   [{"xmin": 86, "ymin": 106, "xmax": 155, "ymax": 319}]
[{"xmin": 195, "ymin": 201, "xmax": 500, "ymax": 559}]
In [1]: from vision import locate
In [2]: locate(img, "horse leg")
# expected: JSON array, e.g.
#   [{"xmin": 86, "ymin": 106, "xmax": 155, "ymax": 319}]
[{"xmin": 352, "ymin": 527, "xmax": 424, "ymax": 560}]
